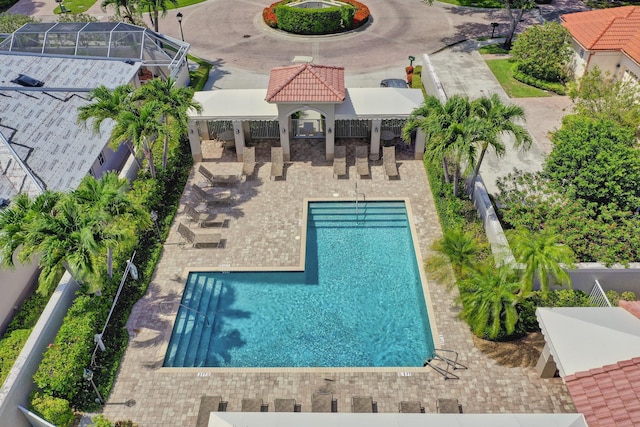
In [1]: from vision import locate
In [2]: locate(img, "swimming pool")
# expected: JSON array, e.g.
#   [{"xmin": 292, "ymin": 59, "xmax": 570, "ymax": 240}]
[{"xmin": 164, "ymin": 201, "xmax": 434, "ymax": 368}]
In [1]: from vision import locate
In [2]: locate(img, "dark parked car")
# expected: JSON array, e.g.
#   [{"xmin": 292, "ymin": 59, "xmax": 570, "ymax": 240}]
[{"xmin": 380, "ymin": 79, "xmax": 408, "ymax": 88}]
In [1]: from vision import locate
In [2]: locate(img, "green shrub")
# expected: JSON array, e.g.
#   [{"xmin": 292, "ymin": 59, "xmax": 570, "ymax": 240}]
[
  {"xmin": 622, "ymin": 291, "xmax": 636, "ymax": 301},
  {"xmin": 512, "ymin": 65, "xmax": 566, "ymax": 94},
  {"xmin": 0, "ymin": 328, "xmax": 31, "ymax": 385},
  {"xmin": 275, "ymin": 4, "xmax": 354, "ymax": 35},
  {"xmin": 93, "ymin": 415, "xmax": 114, "ymax": 427},
  {"xmin": 33, "ymin": 295, "xmax": 101, "ymax": 400},
  {"xmin": 516, "ymin": 289, "xmax": 593, "ymax": 332},
  {"xmin": 30, "ymin": 133, "xmax": 192, "ymax": 411},
  {"xmin": 31, "ymin": 393, "xmax": 75, "ymax": 427}
]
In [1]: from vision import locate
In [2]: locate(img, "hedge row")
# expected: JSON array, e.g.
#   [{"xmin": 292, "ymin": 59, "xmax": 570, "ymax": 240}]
[
  {"xmin": 512, "ymin": 64, "xmax": 566, "ymax": 95},
  {"xmin": 29, "ymin": 139, "xmax": 193, "ymax": 422}
]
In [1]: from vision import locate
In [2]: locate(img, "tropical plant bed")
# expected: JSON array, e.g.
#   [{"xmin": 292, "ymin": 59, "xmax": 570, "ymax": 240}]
[{"xmin": 263, "ymin": 0, "xmax": 369, "ymax": 35}]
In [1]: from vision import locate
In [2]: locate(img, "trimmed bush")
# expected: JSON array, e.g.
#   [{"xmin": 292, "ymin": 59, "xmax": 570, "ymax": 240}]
[
  {"xmin": 275, "ymin": 4, "xmax": 354, "ymax": 35},
  {"xmin": 512, "ymin": 65, "xmax": 566, "ymax": 95},
  {"xmin": 31, "ymin": 393, "xmax": 75, "ymax": 427},
  {"xmin": 263, "ymin": 0, "xmax": 369, "ymax": 33},
  {"xmin": 0, "ymin": 329, "xmax": 31, "ymax": 385},
  {"xmin": 33, "ymin": 295, "xmax": 101, "ymax": 401}
]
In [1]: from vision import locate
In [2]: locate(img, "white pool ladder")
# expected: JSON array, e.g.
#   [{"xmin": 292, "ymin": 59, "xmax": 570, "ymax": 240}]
[{"xmin": 354, "ymin": 182, "xmax": 366, "ymax": 224}]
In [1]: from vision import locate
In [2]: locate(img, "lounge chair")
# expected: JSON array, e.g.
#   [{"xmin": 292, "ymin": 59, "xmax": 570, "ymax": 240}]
[
  {"xmin": 333, "ymin": 145, "xmax": 347, "ymax": 179},
  {"xmin": 198, "ymin": 165, "xmax": 241, "ymax": 186},
  {"xmin": 274, "ymin": 398, "xmax": 297, "ymax": 412},
  {"xmin": 351, "ymin": 396, "xmax": 377, "ymax": 413},
  {"xmin": 383, "ymin": 145, "xmax": 399, "ymax": 180},
  {"xmin": 177, "ymin": 223, "xmax": 223, "ymax": 248},
  {"xmin": 243, "ymin": 146, "xmax": 255, "ymax": 177},
  {"xmin": 192, "ymin": 184, "xmax": 234, "ymax": 206},
  {"xmin": 399, "ymin": 401, "xmax": 425, "ymax": 413},
  {"xmin": 241, "ymin": 398, "xmax": 268, "ymax": 412},
  {"xmin": 312, "ymin": 392, "xmax": 336, "ymax": 413},
  {"xmin": 196, "ymin": 396, "xmax": 227, "ymax": 427},
  {"xmin": 270, "ymin": 146, "xmax": 284, "ymax": 180},
  {"xmin": 436, "ymin": 398, "xmax": 463, "ymax": 413},
  {"xmin": 184, "ymin": 204, "xmax": 229, "ymax": 228},
  {"xmin": 355, "ymin": 146, "xmax": 369, "ymax": 178}
]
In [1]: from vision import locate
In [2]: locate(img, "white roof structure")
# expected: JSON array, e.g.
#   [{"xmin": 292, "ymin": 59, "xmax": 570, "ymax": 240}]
[
  {"xmin": 208, "ymin": 412, "xmax": 588, "ymax": 427},
  {"xmin": 0, "ymin": 54, "xmax": 141, "ymax": 200},
  {"xmin": 189, "ymin": 88, "xmax": 424, "ymax": 121},
  {"xmin": 537, "ymin": 307, "xmax": 640, "ymax": 377},
  {"xmin": 192, "ymin": 89, "xmax": 279, "ymax": 120},
  {"xmin": 336, "ymin": 88, "xmax": 425, "ymax": 119}
]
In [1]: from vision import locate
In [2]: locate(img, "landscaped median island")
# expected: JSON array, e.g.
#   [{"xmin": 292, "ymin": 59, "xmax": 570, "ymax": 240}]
[{"xmin": 263, "ymin": 0, "xmax": 369, "ymax": 35}]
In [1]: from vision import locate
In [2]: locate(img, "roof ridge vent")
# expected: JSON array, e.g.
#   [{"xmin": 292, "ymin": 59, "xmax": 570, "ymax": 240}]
[{"xmin": 12, "ymin": 74, "xmax": 44, "ymax": 88}]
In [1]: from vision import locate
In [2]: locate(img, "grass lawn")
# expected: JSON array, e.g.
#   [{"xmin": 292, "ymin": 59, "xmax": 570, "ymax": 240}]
[
  {"xmin": 485, "ymin": 58, "xmax": 551, "ymax": 98},
  {"xmin": 478, "ymin": 44, "xmax": 510, "ymax": 55},
  {"xmin": 55, "ymin": 0, "xmax": 204, "ymax": 15},
  {"xmin": 438, "ymin": 0, "xmax": 503, "ymax": 8}
]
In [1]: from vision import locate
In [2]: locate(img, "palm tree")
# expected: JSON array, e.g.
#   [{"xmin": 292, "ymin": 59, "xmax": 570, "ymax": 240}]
[
  {"xmin": 77, "ymin": 85, "xmax": 141, "ymax": 168},
  {"xmin": 139, "ymin": 0, "xmax": 178, "ymax": 32},
  {"xmin": 0, "ymin": 192, "xmax": 60, "ymax": 271},
  {"xmin": 110, "ymin": 100, "xmax": 165, "ymax": 179},
  {"xmin": 74, "ymin": 171, "xmax": 148, "ymax": 278},
  {"xmin": 0, "ymin": 175, "xmax": 144, "ymax": 295},
  {"xmin": 458, "ymin": 263, "xmax": 523, "ymax": 340},
  {"xmin": 133, "ymin": 78, "xmax": 202, "ymax": 169},
  {"xmin": 425, "ymin": 227, "xmax": 485, "ymax": 287},
  {"xmin": 469, "ymin": 94, "xmax": 532, "ymax": 194},
  {"xmin": 404, "ymin": 95, "xmax": 481, "ymax": 196},
  {"xmin": 510, "ymin": 227, "xmax": 576, "ymax": 296},
  {"xmin": 101, "ymin": 0, "xmax": 142, "ymax": 25}
]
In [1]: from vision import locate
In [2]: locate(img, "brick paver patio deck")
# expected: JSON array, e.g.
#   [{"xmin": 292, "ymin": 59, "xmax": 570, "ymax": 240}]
[{"xmin": 104, "ymin": 140, "xmax": 575, "ymax": 426}]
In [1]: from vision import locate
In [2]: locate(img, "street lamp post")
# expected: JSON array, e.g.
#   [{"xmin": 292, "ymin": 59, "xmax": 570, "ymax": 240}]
[{"xmin": 176, "ymin": 12, "xmax": 185, "ymax": 41}]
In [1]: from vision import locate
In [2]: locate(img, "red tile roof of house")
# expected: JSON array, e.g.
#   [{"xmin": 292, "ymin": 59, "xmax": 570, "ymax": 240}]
[
  {"xmin": 565, "ymin": 357, "xmax": 640, "ymax": 427},
  {"xmin": 562, "ymin": 6, "xmax": 640, "ymax": 64},
  {"xmin": 265, "ymin": 64, "xmax": 345, "ymax": 103},
  {"xmin": 620, "ymin": 300, "xmax": 640, "ymax": 319}
]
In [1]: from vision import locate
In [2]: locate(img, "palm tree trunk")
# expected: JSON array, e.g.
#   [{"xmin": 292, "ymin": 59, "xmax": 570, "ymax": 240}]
[
  {"xmin": 453, "ymin": 164, "xmax": 460, "ymax": 196},
  {"xmin": 162, "ymin": 116, "xmax": 168, "ymax": 170},
  {"xmin": 144, "ymin": 137, "xmax": 157, "ymax": 179},
  {"xmin": 442, "ymin": 157, "xmax": 450, "ymax": 184},
  {"xmin": 503, "ymin": 6, "xmax": 526, "ymax": 49},
  {"xmin": 469, "ymin": 146, "xmax": 488, "ymax": 197}
]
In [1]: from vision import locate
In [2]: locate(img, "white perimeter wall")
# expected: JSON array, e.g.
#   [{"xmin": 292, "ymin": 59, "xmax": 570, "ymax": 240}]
[
  {"xmin": 0, "ymin": 272, "xmax": 78, "ymax": 427},
  {"xmin": 0, "ymin": 255, "xmax": 39, "ymax": 335}
]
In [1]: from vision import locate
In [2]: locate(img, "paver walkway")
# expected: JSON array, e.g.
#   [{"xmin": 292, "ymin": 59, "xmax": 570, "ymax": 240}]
[{"xmin": 104, "ymin": 141, "xmax": 574, "ymax": 426}]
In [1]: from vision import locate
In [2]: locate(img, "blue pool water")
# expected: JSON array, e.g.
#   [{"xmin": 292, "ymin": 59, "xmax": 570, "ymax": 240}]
[{"xmin": 164, "ymin": 201, "xmax": 434, "ymax": 367}]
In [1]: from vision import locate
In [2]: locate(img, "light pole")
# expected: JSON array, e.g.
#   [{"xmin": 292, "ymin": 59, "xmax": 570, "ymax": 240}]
[
  {"xmin": 90, "ymin": 252, "xmax": 138, "ymax": 369},
  {"xmin": 83, "ymin": 369, "xmax": 104, "ymax": 405},
  {"xmin": 150, "ymin": 210, "xmax": 161, "ymax": 240},
  {"xmin": 176, "ymin": 12, "xmax": 184, "ymax": 41}
]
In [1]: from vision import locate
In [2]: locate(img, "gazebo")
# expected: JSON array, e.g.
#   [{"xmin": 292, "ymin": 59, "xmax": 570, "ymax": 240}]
[{"xmin": 187, "ymin": 64, "xmax": 426, "ymax": 163}]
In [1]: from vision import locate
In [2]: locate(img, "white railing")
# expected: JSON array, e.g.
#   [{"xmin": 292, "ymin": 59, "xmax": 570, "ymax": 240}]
[{"xmin": 589, "ymin": 280, "xmax": 612, "ymax": 307}]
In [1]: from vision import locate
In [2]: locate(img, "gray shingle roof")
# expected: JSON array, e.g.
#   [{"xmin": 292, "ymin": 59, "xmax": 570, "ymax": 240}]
[{"xmin": 0, "ymin": 54, "xmax": 140, "ymax": 200}]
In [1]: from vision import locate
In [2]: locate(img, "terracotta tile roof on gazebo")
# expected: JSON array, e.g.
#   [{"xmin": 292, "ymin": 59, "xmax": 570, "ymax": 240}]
[
  {"xmin": 265, "ymin": 64, "xmax": 345, "ymax": 103},
  {"xmin": 562, "ymin": 6, "xmax": 640, "ymax": 64}
]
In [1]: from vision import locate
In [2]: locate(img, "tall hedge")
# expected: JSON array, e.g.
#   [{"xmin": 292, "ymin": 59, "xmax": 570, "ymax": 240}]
[{"xmin": 275, "ymin": 4, "xmax": 354, "ymax": 34}]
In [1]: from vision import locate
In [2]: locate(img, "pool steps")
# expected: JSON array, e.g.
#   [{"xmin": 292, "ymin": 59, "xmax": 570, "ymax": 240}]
[
  {"xmin": 165, "ymin": 277, "xmax": 224, "ymax": 367},
  {"xmin": 309, "ymin": 201, "xmax": 407, "ymax": 227}
]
